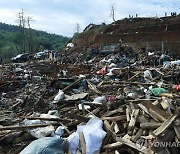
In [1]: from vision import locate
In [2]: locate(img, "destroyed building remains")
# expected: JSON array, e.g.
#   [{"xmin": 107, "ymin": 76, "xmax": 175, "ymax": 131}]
[{"xmin": 0, "ymin": 15, "xmax": 180, "ymax": 154}]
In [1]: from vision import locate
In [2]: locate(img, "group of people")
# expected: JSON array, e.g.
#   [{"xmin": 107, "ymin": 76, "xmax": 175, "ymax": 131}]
[
  {"xmin": 129, "ymin": 14, "xmax": 138, "ymax": 18},
  {"xmin": 171, "ymin": 12, "xmax": 177, "ymax": 16},
  {"xmin": 165, "ymin": 12, "xmax": 178, "ymax": 17}
]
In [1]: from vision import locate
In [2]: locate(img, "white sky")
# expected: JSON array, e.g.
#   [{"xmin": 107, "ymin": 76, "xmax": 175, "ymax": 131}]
[{"xmin": 0, "ymin": 0, "xmax": 179, "ymax": 37}]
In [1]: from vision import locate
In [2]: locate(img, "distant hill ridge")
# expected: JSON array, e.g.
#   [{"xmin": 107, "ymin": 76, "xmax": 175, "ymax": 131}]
[{"xmin": 0, "ymin": 22, "xmax": 70, "ymax": 61}]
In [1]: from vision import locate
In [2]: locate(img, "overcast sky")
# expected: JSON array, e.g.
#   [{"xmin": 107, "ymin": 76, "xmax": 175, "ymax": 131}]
[{"xmin": 0, "ymin": 0, "xmax": 179, "ymax": 37}]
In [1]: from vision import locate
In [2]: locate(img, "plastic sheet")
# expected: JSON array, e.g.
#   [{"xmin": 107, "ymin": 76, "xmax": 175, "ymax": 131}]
[
  {"xmin": 92, "ymin": 96, "xmax": 107, "ymax": 104},
  {"xmin": 68, "ymin": 117, "xmax": 106, "ymax": 154},
  {"xmin": 151, "ymin": 88, "xmax": 168, "ymax": 96},
  {"xmin": 53, "ymin": 89, "xmax": 64, "ymax": 103},
  {"xmin": 20, "ymin": 136, "xmax": 69, "ymax": 154}
]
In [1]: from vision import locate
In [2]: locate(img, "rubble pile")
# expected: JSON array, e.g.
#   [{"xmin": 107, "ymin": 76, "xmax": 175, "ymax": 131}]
[{"xmin": 0, "ymin": 47, "xmax": 180, "ymax": 154}]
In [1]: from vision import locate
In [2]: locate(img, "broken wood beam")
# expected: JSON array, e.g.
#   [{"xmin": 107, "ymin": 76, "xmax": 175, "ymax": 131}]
[
  {"xmin": 83, "ymin": 102, "xmax": 105, "ymax": 107},
  {"xmin": 141, "ymin": 101, "xmax": 170, "ymax": 121},
  {"xmin": 126, "ymin": 105, "xmax": 131, "ymax": 122},
  {"xmin": 23, "ymin": 116, "xmax": 72, "ymax": 122},
  {"xmin": 64, "ymin": 113, "xmax": 90, "ymax": 123},
  {"xmin": 119, "ymin": 81, "xmax": 157, "ymax": 85},
  {"xmin": 174, "ymin": 119, "xmax": 180, "ymax": 140},
  {"xmin": 86, "ymin": 80, "xmax": 101, "ymax": 94},
  {"xmin": 140, "ymin": 122, "xmax": 162, "ymax": 129},
  {"xmin": 153, "ymin": 114, "xmax": 177, "ymax": 137},
  {"xmin": 0, "ymin": 123, "xmax": 59, "ymax": 131},
  {"xmin": 102, "ymin": 142, "xmax": 123, "ymax": 150},
  {"xmin": 102, "ymin": 115, "xmax": 126, "ymax": 122},
  {"xmin": 149, "ymin": 108, "xmax": 168, "ymax": 122},
  {"xmin": 85, "ymin": 108, "xmax": 100, "ymax": 117},
  {"xmin": 101, "ymin": 108, "xmax": 124, "ymax": 118},
  {"xmin": 128, "ymin": 109, "xmax": 139, "ymax": 134},
  {"xmin": 80, "ymin": 132, "xmax": 86, "ymax": 154},
  {"xmin": 63, "ymin": 78, "xmax": 82, "ymax": 92},
  {"xmin": 131, "ymin": 129, "xmax": 143, "ymax": 142},
  {"xmin": 128, "ymin": 99, "xmax": 157, "ymax": 102},
  {"xmin": 103, "ymin": 120, "xmax": 117, "ymax": 141},
  {"xmin": 128, "ymin": 72, "xmax": 141, "ymax": 81},
  {"xmin": 45, "ymin": 78, "xmax": 82, "ymax": 103}
]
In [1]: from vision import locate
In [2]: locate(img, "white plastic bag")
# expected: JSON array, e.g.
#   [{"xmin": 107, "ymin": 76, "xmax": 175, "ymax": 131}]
[
  {"xmin": 92, "ymin": 96, "xmax": 107, "ymax": 104},
  {"xmin": 53, "ymin": 89, "xmax": 64, "ymax": 103},
  {"xmin": 68, "ymin": 117, "xmax": 106, "ymax": 154},
  {"xmin": 144, "ymin": 70, "xmax": 153, "ymax": 82},
  {"xmin": 23, "ymin": 111, "xmax": 60, "ymax": 138},
  {"xmin": 23, "ymin": 119, "xmax": 55, "ymax": 138}
]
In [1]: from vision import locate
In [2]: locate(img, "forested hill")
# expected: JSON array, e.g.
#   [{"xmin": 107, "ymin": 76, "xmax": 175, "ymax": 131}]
[{"xmin": 0, "ymin": 22, "xmax": 70, "ymax": 61}]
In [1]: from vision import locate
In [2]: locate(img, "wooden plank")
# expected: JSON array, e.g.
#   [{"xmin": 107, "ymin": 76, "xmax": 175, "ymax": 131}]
[
  {"xmin": 115, "ymin": 150, "xmax": 120, "ymax": 154},
  {"xmin": 137, "ymin": 116, "xmax": 148, "ymax": 123},
  {"xmin": 128, "ymin": 109, "xmax": 139, "ymax": 133},
  {"xmin": 0, "ymin": 123, "xmax": 59, "ymax": 131},
  {"xmin": 102, "ymin": 142, "xmax": 123, "ymax": 150},
  {"xmin": 131, "ymin": 129, "xmax": 143, "ymax": 142},
  {"xmin": 129, "ymin": 103, "xmax": 135, "ymax": 111},
  {"xmin": 23, "ymin": 116, "xmax": 72, "ymax": 122},
  {"xmin": 140, "ymin": 123, "xmax": 162, "ymax": 129},
  {"xmin": 152, "ymin": 100, "xmax": 159, "ymax": 106},
  {"xmin": 103, "ymin": 120, "xmax": 117, "ymax": 141},
  {"xmin": 116, "ymin": 134, "xmax": 152, "ymax": 154},
  {"xmin": 45, "ymin": 78, "xmax": 82, "ymax": 103},
  {"xmin": 153, "ymin": 114, "xmax": 177, "ymax": 137},
  {"xmin": 141, "ymin": 101, "xmax": 170, "ymax": 121},
  {"xmin": 128, "ymin": 99, "xmax": 157, "ymax": 102},
  {"xmin": 63, "ymin": 78, "xmax": 82, "ymax": 92},
  {"xmin": 149, "ymin": 108, "xmax": 167, "ymax": 122},
  {"xmin": 160, "ymin": 98, "xmax": 169, "ymax": 110},
  {"xmin": 81, "ymin": 103, "xmax": 86, "ymax": 115},
  {"xmin": 86, "ymin": 80, "xmax": 101, "ymax": 94},
  {"xmin": 112, "ymin": 122, "xmax": 120, "ymax": 134},
  {"xmin": 101, "ymin": 108, "xmax": 124, "ymax": 117},
  {"xmin": 126, "ymin": 105, "xmax": 131, "ymax": 122},
  {"xmin": 85, "ymin": 108, "xmax": 100, "ymax": 117},
  {"xmin": 102, "ymin": 115, "xmax": 126, "ymax": 122},
  {"xmin": 79, "ymin": 108, "xmax": 101, "ymax": 125},
  {"xmin": 138, "ymin": 103, "xmax": 159, "ymax": 122},
  {"xmin": 128, "ymin": 72, "xmax": 141, "ymax": 81},
  {"xmin": 119, "ymin": 81, "xmax": 157, "ymax": 86},
  {"xmin": 83, "ymin": 102, "xmax": 105, "ymax": 107},
  {"xmin": 80, "ymin": 132, "xmax": 86, "ymax": 154},
  {"xmin": 174, "ymin": 119, "xmax": 180, "ymax": 140},
  {"xmin": 64, "ymin": 113, "xmax": 90, "ymax": 123}
]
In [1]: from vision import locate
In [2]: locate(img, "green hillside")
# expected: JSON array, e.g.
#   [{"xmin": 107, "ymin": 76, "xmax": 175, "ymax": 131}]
[{"xmin": 0, "ymin": 22, "xmax": 70, "ymax": 62}]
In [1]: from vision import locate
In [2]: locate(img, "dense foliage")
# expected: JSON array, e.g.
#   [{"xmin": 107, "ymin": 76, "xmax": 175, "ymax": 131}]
[{"xmin": 0, "ymin": 22, "xmax": 70, "ymax": 62}]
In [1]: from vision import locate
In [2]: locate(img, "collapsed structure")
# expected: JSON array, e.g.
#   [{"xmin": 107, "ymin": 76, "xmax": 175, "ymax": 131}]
[{"xmin": 0, "ymin": 15, "xmax": 180, "ymax": 154}]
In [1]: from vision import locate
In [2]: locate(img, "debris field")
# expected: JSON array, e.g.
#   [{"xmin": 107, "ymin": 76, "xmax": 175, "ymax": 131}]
[{"xmin": 0, "ymin": 45, "xmax": 180, "ymax": 154}]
